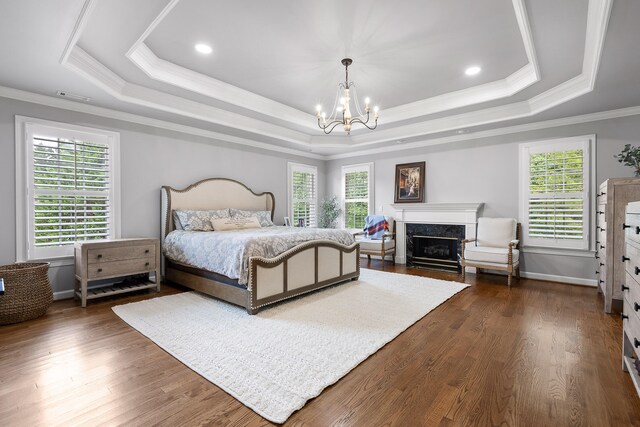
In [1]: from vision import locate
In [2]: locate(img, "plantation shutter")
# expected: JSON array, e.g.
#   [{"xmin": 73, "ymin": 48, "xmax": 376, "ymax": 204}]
[
  {"xmin": 344, "ymin": 171, "xmax": 369, "ymax": 229},
  {"xmin": 522, "ymin": 138, "xmax": 590, "ymax": 250},
  {"xmin": 290, "ymin": 164, "xmax": 317, "ymax": 227},
  {"xmin": 29, "ymin": 132, "xmax": 115, "ymax": 258},
  {"xmin": 342, "ymin": 164, "xmax": 373, "ymax": 230}
]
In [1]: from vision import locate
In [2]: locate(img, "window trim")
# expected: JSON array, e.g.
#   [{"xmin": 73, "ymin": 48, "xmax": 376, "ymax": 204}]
[
  {"xmin": 518, "ymin": 134, "xmax": 595, "ymax": 252},
  {"xmin": 287, "ymin": 162, "xmax": 318, "ymax": 227},
  {"xmin": 341, "ymin": 162, "xmax": 375, "ymax": 230},
  {"xmin": 15, "ymin": 116, "xmax": 121, "ymax": 261}
]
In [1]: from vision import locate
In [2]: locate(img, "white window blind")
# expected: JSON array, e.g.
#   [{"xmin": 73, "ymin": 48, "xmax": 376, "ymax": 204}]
[
  {"xmin": 288, "ymin": 163, "xmax": 317, "ymax": 227},
  {"xmin": 16, "ymin": 117, "xmax": 120, "ymax": 260},
  {"xmin": 342, "ymin": 163, "xmax": 374, "ymax": 230},
  {"xmin": 519, "ymin": 137, "xmax": 592, "ymax": 250}
]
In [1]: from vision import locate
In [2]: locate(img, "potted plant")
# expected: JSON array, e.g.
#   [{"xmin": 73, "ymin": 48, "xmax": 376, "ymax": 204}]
[
  {"xmin": 614, "ymin": 144, "xmax": 640, "ymax": 176},
  {"xmin": 318, "ymin": 196, "xmax": 341, "ymax": 228}
]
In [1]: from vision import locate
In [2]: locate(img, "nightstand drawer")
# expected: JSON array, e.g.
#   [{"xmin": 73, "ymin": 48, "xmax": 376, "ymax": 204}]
[
  {"xmin": 87, "ymin": 244, "xmax": 155, "ymax": 264},
  {"xmin": 624, "ymin": 295, "xmax": 640, "ymax": 343},
  {"xmin": 87, "ymin": 257, "xmax": 155, "ymax": 279}
]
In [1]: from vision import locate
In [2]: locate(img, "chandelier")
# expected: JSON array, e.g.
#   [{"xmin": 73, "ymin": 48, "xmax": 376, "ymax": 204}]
[{"xmin": 315, "ymin": 58, "xmax": 379, "ymax": 135}]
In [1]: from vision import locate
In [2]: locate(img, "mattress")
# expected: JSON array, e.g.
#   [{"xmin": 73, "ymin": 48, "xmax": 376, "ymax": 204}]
[{"xmin": 163, "ymin": 226, "xmax": 355, "ymax": 285}]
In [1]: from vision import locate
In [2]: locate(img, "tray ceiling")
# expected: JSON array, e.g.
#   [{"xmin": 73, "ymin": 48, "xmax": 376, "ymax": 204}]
[{"xmin": 0, "ymin": 0, "xmax": 637, "ymax": 159}]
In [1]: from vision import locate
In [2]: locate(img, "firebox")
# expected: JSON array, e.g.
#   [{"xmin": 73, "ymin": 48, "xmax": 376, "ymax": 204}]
[{"xmin": 405, "ymin": 223, "xmax": 465, "ymax": 272}]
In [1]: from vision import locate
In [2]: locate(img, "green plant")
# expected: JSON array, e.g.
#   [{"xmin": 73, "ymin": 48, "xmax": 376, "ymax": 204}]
[
  {"xmin": 318, "ymin": 196, "xmax": 341, "ymax": 228},
  {"xmin": 614, "ymin": 144, "xmax": 640, "ymax": 176}
]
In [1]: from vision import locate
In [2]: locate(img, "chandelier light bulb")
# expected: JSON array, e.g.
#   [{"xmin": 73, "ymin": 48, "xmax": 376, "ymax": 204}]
[
  {"xmin": 373, "ymin": 106, "xmax": 379, "ymax": 113},
  {"xmin": 321, "ymin": 112, "xmax": 326, "ymax": 118},
  {"xmin": 364, "ymin": 97, "xmax": 370, "ymax": 106},
  {"xmin": 315, "ymin": 104, "xmax": 322, "ymax": 112},
  {"xmin": 336, "ymin": 107, "xmax": 343, "ymax": 112},
  {"xmin": 339, "ymin": 97, "xmax": 346, "ymax": 105}
]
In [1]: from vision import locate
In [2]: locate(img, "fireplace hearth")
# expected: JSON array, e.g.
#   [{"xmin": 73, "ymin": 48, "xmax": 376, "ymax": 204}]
[{"xmin": 406, "ymin": 223, "xmax": 465, "ymax": 272}]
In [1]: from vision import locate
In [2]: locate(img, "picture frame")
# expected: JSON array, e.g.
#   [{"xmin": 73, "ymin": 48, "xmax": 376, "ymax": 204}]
[
  {"xmin": 297, "ymin": 218, "xmax": 305, "ymax": 228},
  {"xmin": 394, "ymin": 161, "xmax": 425, "ymax": 203},
  {"xmin": 284, "ymin": 217, "xmax": 291, "ymax": 227}
]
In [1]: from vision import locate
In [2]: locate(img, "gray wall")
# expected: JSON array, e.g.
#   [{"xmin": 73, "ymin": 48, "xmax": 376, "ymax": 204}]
[
  {"xmin": 0, "ymin": 96, "xmax": 325, "ymax": 296},
  {"xmin": 326, "ymin": 115, "xmax": 640, "ymax": 282}
]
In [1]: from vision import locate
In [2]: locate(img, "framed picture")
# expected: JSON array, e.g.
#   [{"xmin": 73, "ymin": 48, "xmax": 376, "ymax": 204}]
[
  {"xmin": 394, "ymin": 161, "xmax": 425, "ymax": 203},
  {"xmin": 297, "ymin": 218, "xmax": 305, "ymax": 228},
  {"xmin": 284, "ymin": 217, "xmax": 291, "ymax": 227}
]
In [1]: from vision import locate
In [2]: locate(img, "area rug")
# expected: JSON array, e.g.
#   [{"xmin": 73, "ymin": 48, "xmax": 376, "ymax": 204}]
[{"xmin": 112, "ymin": 268, "xmax": 468, "ymax": 423}]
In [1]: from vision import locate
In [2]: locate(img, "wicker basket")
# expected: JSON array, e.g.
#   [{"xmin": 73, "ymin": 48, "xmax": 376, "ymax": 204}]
[{"xmin": 0, "ymin": 263, "xmax": 53, "ymax": 325}]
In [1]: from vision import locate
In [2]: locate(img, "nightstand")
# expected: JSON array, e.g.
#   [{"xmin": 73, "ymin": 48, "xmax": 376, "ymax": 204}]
[{"xmin": 74, "ymin": 238, "xmax": 161, "ymax": 307}]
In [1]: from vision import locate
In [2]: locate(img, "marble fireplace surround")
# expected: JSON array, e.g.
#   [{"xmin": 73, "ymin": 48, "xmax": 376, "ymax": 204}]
[{"xmin": 389, "ymin": 203, "xmax": 484, "ymax": 266}]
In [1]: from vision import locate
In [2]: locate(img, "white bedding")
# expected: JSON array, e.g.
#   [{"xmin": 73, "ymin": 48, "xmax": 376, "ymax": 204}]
[{"xmin": 163, "ymin": 226, "xmax": 355, "ymax": 285}]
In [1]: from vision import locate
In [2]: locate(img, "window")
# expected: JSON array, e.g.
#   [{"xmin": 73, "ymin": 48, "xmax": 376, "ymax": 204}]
[
  {"xmin": 287, "ymin": 163, "xmax": 317, "ymax": 227},
  {"xmin": 342, "ymin": 163, "xmax": 374, "ymax": 230},
  {"xmin": 519, "ymin": 136, "xmax": 594, "ymax": 250},
  {"xmin": 16, "ymin": 117, "xmax": 120, "ymax": 260}
]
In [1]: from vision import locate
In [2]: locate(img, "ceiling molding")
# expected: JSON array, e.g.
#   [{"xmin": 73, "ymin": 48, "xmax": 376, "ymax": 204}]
[
  {"xmin": 325, "ymin": 104, "xmax": 640, "ymax": 160},
  {"xmin": 125, "ymin": 0, "xmax": 540, "ymax": 129},
  {"xmin": 53, "ymin": 0, "xmax": 613, "ymax": 154},
  {"xmin": 2, "ymin": 84, "xmax": 639, "ymax": 163},
  {"xmin": 65, "ymin": 46, "xmax": 313, "ymax": 146},
  {"xmin": 0, "ymin": 85, "xmax": 324, "ymax": 160},
  {"xmin": 59, "ymin": 0, "xmax": 96, "ymax": 64},
  {"xmin": 128, "ymin": 43, "xmax": 318, "ymax": 129}
]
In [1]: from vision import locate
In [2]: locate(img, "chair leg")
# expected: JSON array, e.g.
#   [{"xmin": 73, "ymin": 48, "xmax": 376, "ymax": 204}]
[
  {"xmin": 367, "ymin": 254, "xmax": 371, "ymax": 263},
  {"xmin": 461, "ymin": 265, "xmax": 466, "ymax": 280},
  {"xmin": 508, "ymin": 273, "xmax": 512, "ymax": 287},
  {"xmin": 381, "ymin": 251, "xmax": 385, "ymax": 268}
]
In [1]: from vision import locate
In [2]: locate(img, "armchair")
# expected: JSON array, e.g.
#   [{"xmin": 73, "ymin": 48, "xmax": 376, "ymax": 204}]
[
  {"xmin": 460, "ymin": 217, "xmax": 521, "ymax": 286},
  {"xmin": 353, "ymin": 216, "xmax": 396, "ymax": 267}
]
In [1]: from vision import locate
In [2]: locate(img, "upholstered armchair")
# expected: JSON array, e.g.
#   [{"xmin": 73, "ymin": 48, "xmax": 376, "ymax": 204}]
[
  {"xmin": 353, "ymin": 216, "xmax": 396, "ymax": 266},
  {"xmin": 460, "ymin": 217, "xmax": 521, "ymax": 286}
]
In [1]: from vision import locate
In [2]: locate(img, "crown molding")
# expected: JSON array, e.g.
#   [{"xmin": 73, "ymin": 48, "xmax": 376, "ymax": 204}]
[
  {"xmin": 0, "ymin": 85, "xmax": 323, "ymax": 160},
  {"xmin": 325, "ymin": 104, "xmax": 640, "ymax": 160},
  {"xmin": 65, "ymin": 46, "xmax": 313, "ymax": 146},
  {"xmin": 59, "ymin": 0, "xmax": 96, "ymax": 64}
]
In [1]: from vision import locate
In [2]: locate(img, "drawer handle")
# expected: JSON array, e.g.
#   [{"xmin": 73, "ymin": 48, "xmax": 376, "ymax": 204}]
[
  {"xmin": 97, "ymin": 254, "xmax": 103, "ymax": 259},
  {"xmin": 635, "ymin": 338, "xmax": 640, "ymax": 349},
  {"xmin": 595, "ymin": 254, "xmax": 600, "ymax": 259},
  {"xmin": 600, "ymin": 228, "xmax": 605, "ymax": 232},
  {"xmin": 596, "ymin": 240, "xmax": 600, "ymax": 244},
  {"xmin": 596, "ymin": 270, "xmax": 599, "ymax": 275},
  {"xmin": 599, "ymin": 280, "xmax": 604, "ymax": 284},
  {"xmin": 622, "ymin": 313, "xmax": 629, "ymax": 320},
  {"xmin": 635, "ymin": 303, "xmax": 640, "ymax": 312},
  {"xmin": 98, "ymin": 268, "xmax": 103, "ymax": 273},
  {"xmin": 145, "ymin": 249, "xmax": 150, "ymax": 254},
  {"xmin": 597, "ymin": 211, "xmax": 604, "ymax": 215},
  {"xmin": 622, "ymin": 284, "xmax": 630, "ymax": 291},
  {"xmin": 623, "ymin": 256, "xmax": 630, "ymax": 262},
  {"xmin": 600, "ymin": 262, "xmax": 605, "ymax": 266},
  {"xmin": 636, "ymin": 267, "xmax": 640, "ymax": 275},
  {"xmin": 623, "ymin": 223, "xmax": 631, "ymax": 230},
  {"xmin": 600, "ymin": 245, "xmax": 605, "ymax": 249},
  {"xmin": 601, "ymin": 191, "xmax": 606, "ymax": 196},
  {"xmin": 145, "ymin": 262, "xmax": 150, "ymax": 266},
  {"xmin": 636, "ymin": 226, "xmax": 640, "ymax": 235}
]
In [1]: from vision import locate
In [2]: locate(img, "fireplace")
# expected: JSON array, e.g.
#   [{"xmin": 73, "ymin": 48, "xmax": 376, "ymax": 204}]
[{"xmin": 406, "ymin": 223, "xmax": 465, "ymax": 272}]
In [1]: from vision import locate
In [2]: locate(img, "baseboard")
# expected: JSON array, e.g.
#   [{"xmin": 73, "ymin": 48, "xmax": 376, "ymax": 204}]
[
  {"xmin": 53, "ymin": 290, "xmax": 75, "ymax": 300},
  {"xmin": 519, "ymin": 271, "xmax": 597, "ymax": 287}
]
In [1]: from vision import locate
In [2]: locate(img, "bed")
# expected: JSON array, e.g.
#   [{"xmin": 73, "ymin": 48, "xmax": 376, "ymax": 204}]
[{"xmin": 160, "ymin": 178, "xmax": 360, "ymax": 314}]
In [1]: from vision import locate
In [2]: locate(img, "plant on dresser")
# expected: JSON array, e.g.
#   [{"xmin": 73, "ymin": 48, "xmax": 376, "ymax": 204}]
[
  {"xmin": 74, "ymin": 238, "xmax": 161, "ymax": 307},
  {"xmin": 596, "ymin": 178, "xmax": 640, "ymax": 313},
  {"xmin": 622, "ymin": 200, "xmax": 640, "ymax": 397}
]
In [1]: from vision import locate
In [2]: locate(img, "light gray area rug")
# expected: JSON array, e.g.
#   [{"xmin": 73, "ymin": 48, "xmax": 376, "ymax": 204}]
[{"xmin": 112, "ymin": 269, "xmax": 469, "ymax": 423}]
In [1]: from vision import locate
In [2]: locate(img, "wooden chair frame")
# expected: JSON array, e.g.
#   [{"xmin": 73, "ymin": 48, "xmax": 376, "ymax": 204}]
[{"xmin": 353, "ymin": 219, "xmax": 396, "ymax": 267}]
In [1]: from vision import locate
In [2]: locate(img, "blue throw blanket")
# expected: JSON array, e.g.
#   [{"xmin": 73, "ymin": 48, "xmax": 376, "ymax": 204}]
[{"xmin": 363, "ymin": 215, "xmax": 388, "ymax": 240}]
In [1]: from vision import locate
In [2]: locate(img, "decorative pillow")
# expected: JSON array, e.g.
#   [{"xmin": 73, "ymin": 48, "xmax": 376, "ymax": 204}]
[
  {"xmin": 211, "ymin": 217, "xmax": 262, "ymax": 231},
  {"xmin": 230, "ymin": 208, "xmax": 274, "ymax": 227},
  {"xmin": 175, "ymin": 209, "xmax": 230, "ymax": 231},
  {"xmin": 172, "ymin": 211, "xmax": 184, "ymax": 230}
]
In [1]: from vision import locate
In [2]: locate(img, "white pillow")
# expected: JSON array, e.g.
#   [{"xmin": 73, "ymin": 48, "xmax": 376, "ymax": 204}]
[
  {"xmin": 211, "ymin": 217, "xmax": 262, "ymax": 231},
  {"xmin": 476, "ymin": 218, "xmax": 516, "ymax": 247},
  {"xmin": 230, "ymin": 208, "xmax": 274, "ymax": 227}
]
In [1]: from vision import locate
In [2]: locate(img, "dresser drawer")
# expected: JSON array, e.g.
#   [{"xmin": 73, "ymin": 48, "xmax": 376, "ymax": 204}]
[
  {"xmin": 624, "ymin": 295, "xmax": 640, "ymax": 346},
  {"xmin": 87, "ymin": 244, "xmax": 155, "ymax": 264},
  {"xmin": 87, "ymin": 257, "xmax": 156, "ymax": 279},
  {"xmin": 626, "ymin": 213, "xmax": 640, "ymax": 246},
  {"xmin": 625, "ymin": 270, "xmax": 640, "ymax": 314},
  {"xmin": 625, "ymin": 243, "xmax": 640, "ymax": 279}
]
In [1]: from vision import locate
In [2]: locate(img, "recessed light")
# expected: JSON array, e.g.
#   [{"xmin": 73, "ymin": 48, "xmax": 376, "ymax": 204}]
[
  {"xmin": 465, "ymin": 66, "xmax": 481, "ymax": 76},
  {"xmin": 456, "ymin": 129, "xmax": 467, "ymax": 134},
  {"xmin": 194, "ymin": 43, "xmax": 212, "ymax": 54},
  {"xmin": 56, "ymin": 91, "xmax": 91, "ymax": 102}
]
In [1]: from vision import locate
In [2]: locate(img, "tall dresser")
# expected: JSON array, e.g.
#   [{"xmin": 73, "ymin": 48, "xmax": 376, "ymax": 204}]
[
  {"xmin": 622, "ymin": 200, "xmax": 640, "ymax": 397},
  {"xmin": 596, "ymin": 178, "xmax": 640, "ymax": 313}
]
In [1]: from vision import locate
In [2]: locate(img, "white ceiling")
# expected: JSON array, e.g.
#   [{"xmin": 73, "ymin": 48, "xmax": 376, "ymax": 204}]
[{"xmin": 0, "ymin": 0, "xmax": 637, "ymax": 159}]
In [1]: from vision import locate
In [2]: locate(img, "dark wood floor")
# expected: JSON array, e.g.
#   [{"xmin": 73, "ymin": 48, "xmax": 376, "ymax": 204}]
[{"xmin": 1, "ymin": 261, "xmax": 639, "ymax": 426}]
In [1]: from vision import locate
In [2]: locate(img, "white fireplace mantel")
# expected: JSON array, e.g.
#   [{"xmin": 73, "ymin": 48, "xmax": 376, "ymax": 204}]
[{"xmin": 389, "ymin": 202, "xmax": 484, "ymax": 264}]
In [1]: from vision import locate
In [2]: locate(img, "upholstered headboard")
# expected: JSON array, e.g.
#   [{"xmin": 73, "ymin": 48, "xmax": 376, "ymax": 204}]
[{"xmin": 160, "ymin": 178, "xmax": 275, "ymax": 245}]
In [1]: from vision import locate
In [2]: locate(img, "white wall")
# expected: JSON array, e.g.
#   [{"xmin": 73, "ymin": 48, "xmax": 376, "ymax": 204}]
[
  {"xmin": 0, "ymin": 96, "xmax": 324, "ymax": 296},
  {"xmin": 326, "ymin": 115, "xmax": 640, "ymax": 282}
]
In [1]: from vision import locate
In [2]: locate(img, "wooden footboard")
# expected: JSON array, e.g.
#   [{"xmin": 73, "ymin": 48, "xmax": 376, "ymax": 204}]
[{"xmin": 247, "ymin": 240, "xmax": 360, "ymax": 314}]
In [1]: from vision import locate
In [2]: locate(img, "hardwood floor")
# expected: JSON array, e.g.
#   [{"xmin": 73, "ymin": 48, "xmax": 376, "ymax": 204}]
[{"xmin": 1, "ymin": 261, "xmax": 639, "ymax": 426}]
